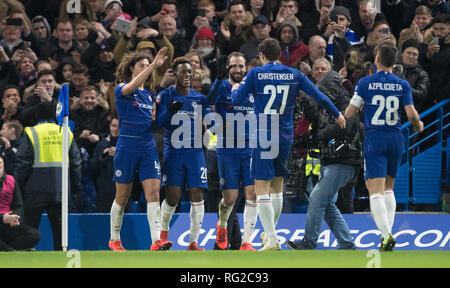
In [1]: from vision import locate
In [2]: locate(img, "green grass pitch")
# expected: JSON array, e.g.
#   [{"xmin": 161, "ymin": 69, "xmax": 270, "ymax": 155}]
[{"xmin": 1, "ymin": 250, "xmax": 449, "ymax": 268}]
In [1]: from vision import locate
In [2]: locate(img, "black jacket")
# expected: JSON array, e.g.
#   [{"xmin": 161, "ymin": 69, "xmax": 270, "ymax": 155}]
[
  {"xmin": 314, "ymin": 70, "xmax": 362, "ymax": 166},
  {"xmin": 402, "ymin": 63, "xmax": 430, "ymax": 114}
]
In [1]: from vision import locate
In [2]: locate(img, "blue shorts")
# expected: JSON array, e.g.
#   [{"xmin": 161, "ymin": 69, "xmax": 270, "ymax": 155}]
[
  {"xmin": 162, "ymin": 150, "xmax": 208, "ymax": 189},
  {"xmin": 364, "ymin": 131, "xmax": 405, "ymax": 180},
  {"xmin": 217, "ymin": 151, "xmax": 254, "ymax": 190},
  {"xmin": 113, "ymin": 148, "xmax": 161, "ymax": 183},
  {"xmin": 251, "ymin": 143, "xmax": 291, "ymax": 180}
]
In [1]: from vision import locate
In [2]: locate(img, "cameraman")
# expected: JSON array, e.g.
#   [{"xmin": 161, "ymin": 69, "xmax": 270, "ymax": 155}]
[{"xmin": 287, "ymin": 60, "xmax": 362, "ymax": 250}]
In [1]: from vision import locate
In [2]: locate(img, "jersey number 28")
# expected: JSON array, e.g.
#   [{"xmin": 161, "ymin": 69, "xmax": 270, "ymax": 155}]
[{"xmin": 371, "ymin": 95, "xmax": 399, "ymax": 126}]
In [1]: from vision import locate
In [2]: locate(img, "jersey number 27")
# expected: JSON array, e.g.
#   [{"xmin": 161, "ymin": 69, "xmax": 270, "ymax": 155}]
[{"xmin": 263, "ymin": 85, "xmax": 289, "ymax": 114}]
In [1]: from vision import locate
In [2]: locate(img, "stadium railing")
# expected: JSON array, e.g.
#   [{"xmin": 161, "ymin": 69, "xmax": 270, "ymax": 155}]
[{"xmin": 394, "ymin": 98, "xmax": 449, "ymax": 207}]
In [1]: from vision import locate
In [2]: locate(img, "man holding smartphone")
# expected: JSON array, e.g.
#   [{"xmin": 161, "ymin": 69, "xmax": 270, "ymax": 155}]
[{"xmin": 420, "ymin": 14, "xmax": 450, "ymax": 106}]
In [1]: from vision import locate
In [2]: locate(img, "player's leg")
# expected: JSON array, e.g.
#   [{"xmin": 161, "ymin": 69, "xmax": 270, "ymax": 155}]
[
  {"xmin": 241, "ymin": 185, "xmax": 257, "ymax": 250},
  {"xmin": 384, "ymin": 176, "xmax": 396, "ymax": 234},
  {"xmin": 364, "ymin": 134, "xmax": 391, "ymax": 246},
  {"xmin": 109, "ymin": 182, "xmax": 132, "ymax": 251},
  {"xmin": 160, "ymin": 152, "xmax": 184, "ymax": 241},
  {"xmin": 270, "ymin": 177, "xmax": 284, "ymax": 227},
  {"xmin": 160, "ymin": 185, "xmax": 182, "ymax": 241},
  {"xmin": 186, "ymin": 151, "xmax": 208, "ymax": 250},
  {"xmin": 255, "ymin": 179, "xmax": 279, "ymax": 250},
  {"xmin": 187, "ymin": 187, "xmax": 206, "ymax": 250}
]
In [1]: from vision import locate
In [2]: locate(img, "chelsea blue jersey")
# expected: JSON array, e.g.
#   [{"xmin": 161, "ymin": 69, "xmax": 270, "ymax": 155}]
[
  {"xmin": 231, "ymin": 62, "xmax": 340, "ymax": 144},
  {"xmin": 208, "ymin": 79, "xmax": 255, "ymax": 153},
  {"xmin": 114, "ymin": 83, "xmax": 157, "ymax": 151},
  {"xmin": 352, "ymin": 71, "xmax": 414, "ymax": 133},
  {"xmin": 156, "ymin": 86, "xmax": 211, "ymax": 154}
]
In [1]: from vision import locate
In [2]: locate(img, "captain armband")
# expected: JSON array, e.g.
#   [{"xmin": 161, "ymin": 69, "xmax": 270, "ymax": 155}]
[{"xmin": 349, "ymin": 94, "xmax": 363, "ymax": 109}]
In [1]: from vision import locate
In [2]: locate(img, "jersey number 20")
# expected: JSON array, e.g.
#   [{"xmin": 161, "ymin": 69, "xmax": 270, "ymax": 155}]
[
  {"xmin": 263, "ymin": 85, "xmax": 289, "ymax": 114},
  {"xmin": 371, "ymin": 95, "xmax": 399, "ymax": 126}
]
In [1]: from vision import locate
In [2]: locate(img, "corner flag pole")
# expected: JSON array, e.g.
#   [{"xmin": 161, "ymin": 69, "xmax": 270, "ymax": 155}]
[
  {"xmin": 62, "ymin": 115, "xmax": 69, "ymax": 252},
  {"xmin": 57, "ymin": 83, "xmax": 70, "ymax": 252}
]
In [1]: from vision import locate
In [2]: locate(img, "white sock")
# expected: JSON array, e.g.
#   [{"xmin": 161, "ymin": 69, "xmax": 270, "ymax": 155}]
[
  {"xmin": 242, "ymin": 200, "xmax": 257, "ymax": 243},
  {"xmin": 147, "ymin": 202, "xmax": 161, "ymax": 243},
  {"xmin": 218, "ymin": 198, "xmax": 233, "ymax": 229},
  {"xmin": 370, "ymin": 193, "xmax": 390, "ymax": 238},
  {"xmin": 271, "ymin": 192, "xmax": 283, "ymax": 226},
  {"xmin": 256, "ymin": 194, "xmax": 276, "ymax": 240},
  {"xmin": 190, "ymin": 201, "xmax": 204, "ymax": 244},
  {"xmin": 110, "ymin": 201, "xmax": 124, "ymax": 241},
  {"xmin": 161, "ymin": 199, "xmax": 177, "ymax": 232},
  {"xmin": 384, "ymin": 190, "xmax": 396, "ymax": 233}
]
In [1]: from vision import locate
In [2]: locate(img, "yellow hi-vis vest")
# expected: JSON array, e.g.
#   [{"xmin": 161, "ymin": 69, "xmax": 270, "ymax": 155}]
[
  {"xmin": 305, "ymin": 124, "xmax": 320, "ymax": 176},
  {"xmin": 24, "ymin": 122, "xmax": 74, "ymax": 168}
]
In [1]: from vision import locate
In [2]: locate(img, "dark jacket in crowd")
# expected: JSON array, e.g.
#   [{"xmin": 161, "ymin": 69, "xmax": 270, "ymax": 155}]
[
  {"xmin": 420, "ymin": 34, "xmax": 450, "ymax": 107},
  {"xmin": 402, "ymin": 63, "xmax": 430, "ymax": 114},
  {"xmin": 70, "ymin": 105, "xmax": 110, "ymax": 156},
  {"xmin": 90, "ymin": 133, "xmax": 117, "ymax": 212}
]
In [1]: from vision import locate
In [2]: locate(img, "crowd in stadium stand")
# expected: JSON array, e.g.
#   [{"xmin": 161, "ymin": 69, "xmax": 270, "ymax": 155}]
[{"xmin": 0, "ymin": 0, "xmax": 449, "ymax": 216}]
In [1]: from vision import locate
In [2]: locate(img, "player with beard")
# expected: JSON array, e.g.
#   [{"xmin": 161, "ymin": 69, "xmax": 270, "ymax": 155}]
[
  {"xmin": 207, "ymin": 52, "xmax": 257, "ymax": 251},
  {"xmin": 156, "ymin": 57, "xmax": 212, "ymax": 251}
]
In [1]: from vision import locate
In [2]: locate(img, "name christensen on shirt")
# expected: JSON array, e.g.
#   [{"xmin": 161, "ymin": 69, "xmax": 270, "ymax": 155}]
[
  {"xmin": 257, "ymin": 73, "xmax": 294, "ymax": 80},
  {"xmin": 368, "ymin": 82, "xmax": 403, "ymax": 91}
]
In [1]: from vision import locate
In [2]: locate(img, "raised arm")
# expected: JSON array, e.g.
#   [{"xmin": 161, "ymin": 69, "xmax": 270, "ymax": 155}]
[{"xmin": 122, "ymin": 47, "xmax": 168, "ymax": 96}]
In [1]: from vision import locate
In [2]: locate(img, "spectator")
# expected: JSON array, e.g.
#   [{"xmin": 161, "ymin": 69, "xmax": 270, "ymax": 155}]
[
  {"xmin": 190, "ymin": 26, "xmax": 224, "ymax": 81},
  {"xmin": 404, "ymin": 0, "xmax": 450, "ymax": 29},
  {"xmin": 240, "ymin": 15, "xmax": 272, "ymax": 62},
  {"xmin": 400, "ymin": 38, "xmax": 430, "ymax": 114},
  {"xmin": 90, "ymin": 116, "xmax": 119, "ymax": 213},
  {"xmin": 339, "ymin": 49, "xmax": 365, "ymax": 94},
  {"xmin": 349, "ymin": 0, "xmax": 378, "ymax": 43},
  {"xmin": 14, "ymin": 101, "xmax": 82, "ymax": 251},
  {"xmin": 31, "ymin": 15, "xmax": 52, "ymax": 45},
  {"xmin": 245, "ymin": 0, "xmax": 274, "ymax": 22},
  {"xmin": 158, "ymin": 15, "xmax": 190, "ymax": 58},
  {"xmin": 362, "ymin": 16, "xmax": 397, "ymax": 63},
  {"xmin": 299, "ymin": 35, "xmax": 329, "ymax": 78},
  {"xmin": 0, "ymin": 156, "xmax": 40, "ymax": 251},
  {"xmin": 11, "ymin": 55, "xmax": 37, "ymax": 95},
  {"xmin": 311, "ymin": 57, "xmax": 332, "ymax": 83},
  {"xmin": 58, "ymin": 0, "xmax": 97, "ymax": 24},
  {"xmin": 273, "ymin": 0, "xmax": 303, "ymax": 33},
  {"xmin": 81, "ymin": 21, "xmax": 117, "ymax": 83},
  {"xmin": 325, "ymin": 6, "xmax": 353, "ymax": 71},
  {"xmin": 22, "ymin": 69, "xmax": 57, "ymax": 106},
  {"xmin": 194, "ymin": 0, "xmax": 221, "ymax": 36},
  {"xmin": 398, "ymin": 5, "xmax": 433, "ymax": 51},
  {"xmin": 300, "ymin": 0, "xmax": 336, "ymax": 43},
  {"xmin": 145, "ymin": 0, "xmax": 190, "ymax": 40},
  {"xmin": 113, "ymin": 18, "xmax": 174, "ymax": 85},
  {"xmin": 0, "ymin": 85, "xmax": 22, "ymax": 129},
  {"xmin": 73, "ymin": 18, "xmax": 94, "ymax": 54},
  {"xmin": 54, "ymin": 57, "xmax": 76, "ymax": 85},
  {"xmin": 0, "ymin": 120, "xmax": 22, "ymax": 175},
  {"xmin": 22, "ymin": 60, "xmax": 59, "ymax": 104},
  {"xmin": 277, "ymin": 21, "xmax": 309, "ymax": 68},
  {"xmin": 70, "ymin": 86, "xmax": 110, "ymax": 156},
  {"xmin": 216, "ymin": 0, "xmax": 254, "ymax": 56},
  {"xmin": 68, "ymin": 64, "xmax": 91, "ymax": 102},
  {"xmin": 0, "ymin": 12, "xmax": 39, "ymax": 59},
  {"xmin": 42, "ymin": 17, "xmax": 81, "ymax": 67},
  {"xmin": 420, "ymin": 14, "xmax": 450, "ymax": 107}
]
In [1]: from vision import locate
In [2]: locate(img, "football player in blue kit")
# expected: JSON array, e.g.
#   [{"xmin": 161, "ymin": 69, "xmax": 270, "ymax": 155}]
[
  {"xmin": 345, "ymin": 42, "xmax": 423, "ymax": 251},
  {"xmin": 207, "ymin": 52, "xmax": 258, "ymax": 251},
  {"xmin": 156, "ymin": 57, "xmax": 212, "ymax": 251},
  {"xmin": 231, "ymin": 38, "xmax": 347, "ymax": 250},
  {"xmin": 109, "ymin": 48, "xmax": 173, "ymax": 251}
]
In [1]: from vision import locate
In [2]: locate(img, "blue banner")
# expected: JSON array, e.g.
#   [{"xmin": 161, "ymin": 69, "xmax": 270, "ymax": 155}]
[{"xmin": 35, "ymin": 213, "xmax": 450, "ymax": 251}]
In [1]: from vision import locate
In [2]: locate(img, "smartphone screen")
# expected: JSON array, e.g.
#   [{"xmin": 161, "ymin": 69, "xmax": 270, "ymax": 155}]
[
  {"xmin": 198, "ymin": 9, "xmax": 206, "ymax": 17},
  {"xmin": 381, "ymin": 28, "xmax": 389, "ymax": 35}
]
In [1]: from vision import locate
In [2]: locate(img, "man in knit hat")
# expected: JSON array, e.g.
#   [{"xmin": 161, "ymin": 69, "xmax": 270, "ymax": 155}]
[
  {"xmin": 277, "ymin": 21, "xmax": 309, "ymax": 68},
  {"xmin": 399, "ymin": 38, "xmax": 429, "ymax": 114}
]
